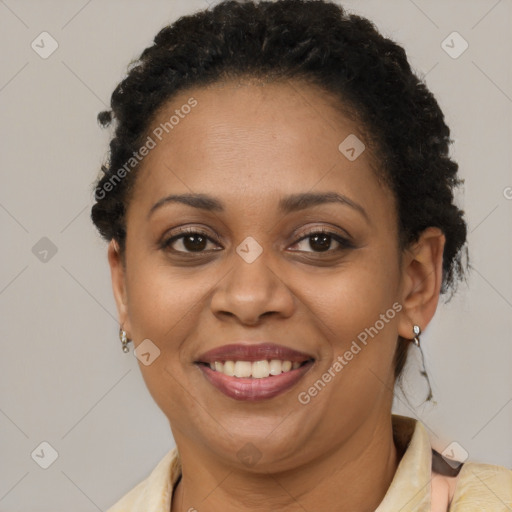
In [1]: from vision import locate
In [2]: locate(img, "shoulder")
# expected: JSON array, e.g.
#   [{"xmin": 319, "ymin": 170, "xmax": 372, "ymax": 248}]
[
  {"xmin": 105, "ymin": 478, "xmax": 147, "ymax": 512},
  {"xmin": 105, "ymin": 448, "xmax": 180, "ymax": 512},
  {"xmin": 448, "ymin": 461, "xmax": 512, "ymax": 510}
]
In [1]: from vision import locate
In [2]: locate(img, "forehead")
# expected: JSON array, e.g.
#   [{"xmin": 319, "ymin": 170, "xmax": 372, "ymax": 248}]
[{"xmin": 128, "ymin": 79, "xmax": 391, "ymax": 221}]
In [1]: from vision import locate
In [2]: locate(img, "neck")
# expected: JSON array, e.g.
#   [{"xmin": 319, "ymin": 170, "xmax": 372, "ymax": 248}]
[{"xmin": 171, "ymin": 415, "xmax": 400, "ymax": 512}]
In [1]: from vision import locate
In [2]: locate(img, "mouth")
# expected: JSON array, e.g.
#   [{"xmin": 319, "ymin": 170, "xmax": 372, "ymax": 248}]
[{"xmin": 194, "ymin": 343, "xmax": 315, "ymax": 401}]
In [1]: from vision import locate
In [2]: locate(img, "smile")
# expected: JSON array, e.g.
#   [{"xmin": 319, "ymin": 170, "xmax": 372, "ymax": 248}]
[
  {"xmin": 205, "ymin": 359, "xmax": 306, "ymax": 378},
  {"xmin": 195, "ymin": 343, "xmax": 315, "ymax": 401}
]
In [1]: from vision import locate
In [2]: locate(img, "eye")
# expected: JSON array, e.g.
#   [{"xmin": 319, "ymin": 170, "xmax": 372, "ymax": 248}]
[
  {"xmin": 160, "ymin": 228, "xmax": 222, "ymax": 254},
  {"xmin": 289, "ymin": 228, "xmax": 354, "ymax": 253},
  {"xmin": 159, "ymin": 227, "xmax": 354, "ymax": 255}
]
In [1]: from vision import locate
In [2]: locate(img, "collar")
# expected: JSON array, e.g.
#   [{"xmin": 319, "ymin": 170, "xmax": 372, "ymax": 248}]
[{"xmin": 375, "ymin": 414, "xmax": 432, "ymax": 511}]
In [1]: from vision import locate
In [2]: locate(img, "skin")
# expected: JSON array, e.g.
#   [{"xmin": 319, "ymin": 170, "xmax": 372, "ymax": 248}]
[
  {"xmin": 432, "ymin": 473, "xmax": 460, "ymax": 511},
  {"xmin": 108, "ymin": 78, "xmax": 446, "ymax": 512}
]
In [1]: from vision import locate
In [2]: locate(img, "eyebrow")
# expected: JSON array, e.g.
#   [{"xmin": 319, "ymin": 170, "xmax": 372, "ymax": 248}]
[{"xmin": 148, "ymin": 192, "xmax": 369, "ymax": 222}]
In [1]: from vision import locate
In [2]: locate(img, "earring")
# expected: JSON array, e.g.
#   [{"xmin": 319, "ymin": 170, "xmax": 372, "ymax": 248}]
[
  {"xmin": 411, "ymin": 325, "xmax": 435, "ymax": 404},
  {"xmin": 412, "ymin": 324, "xmax": 421, "ymax": 347},
  {"xmin": 119, "ymin": 328, "xmax": 131, "ymax": 353}
]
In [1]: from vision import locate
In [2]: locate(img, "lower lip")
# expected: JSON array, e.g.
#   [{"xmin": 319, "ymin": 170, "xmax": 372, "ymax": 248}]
[{"xmin": 197, "ymin": 361, "xmax": 314, "ymax": 401}]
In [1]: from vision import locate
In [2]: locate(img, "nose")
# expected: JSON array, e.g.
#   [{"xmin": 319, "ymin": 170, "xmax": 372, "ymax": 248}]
[{"xmin": 210, "ymin": 248, "xmax": 296, "ymax": 325}]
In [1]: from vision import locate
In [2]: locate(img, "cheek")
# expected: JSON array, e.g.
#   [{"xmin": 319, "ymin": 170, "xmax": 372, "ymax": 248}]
[
  {"xmin": 124, "ymin": 261, "xmax": 209, "ymax": 425},
  {"xmin": 303, "ymin": 250, "xmax": 399, "ymax": 344},
  {"xmin": 299, "ymin": 249, "xmax": 400, "ymax": 399},
  {"xmin": 125, "ymin": 259, "xmax": 209, "ymax": 343}
]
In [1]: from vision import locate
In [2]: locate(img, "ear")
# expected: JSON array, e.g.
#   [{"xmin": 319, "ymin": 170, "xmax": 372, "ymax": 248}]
[
  {"xmin": 107, "ymin": 239, "xmax": 131, "ymax": 335},
  {"xmin": 397, "ymin": 227, "xmax": 446, "ymax": 339}
]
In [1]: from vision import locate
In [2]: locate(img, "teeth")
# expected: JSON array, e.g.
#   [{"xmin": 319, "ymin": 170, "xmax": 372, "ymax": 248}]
[
  {"xmin": 223, "ymin": 360, "xmax": 235, "ymax": 376},
  {"xmin": 234, "ymin": 361, "xmax": 252, "ymax": 378},
  {"xmin": 269, "ymin": 359, "xmax": 282, "ymax": 375},
  {"xmin": 282, "ymin": 360, "xmax": 292, "ymax": 372},
  {"xmin": 252, "ymin": 360, "xmax": 270, "ymax": 378},
  {"xmin": 208, "ymin": 359, "xmax": 304, "ymax": 378}
]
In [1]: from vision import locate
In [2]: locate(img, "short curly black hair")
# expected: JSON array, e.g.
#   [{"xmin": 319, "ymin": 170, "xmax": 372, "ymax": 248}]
[{"xmin": 91, "ymin": 0, "xmax": 469, "ymax": 385}]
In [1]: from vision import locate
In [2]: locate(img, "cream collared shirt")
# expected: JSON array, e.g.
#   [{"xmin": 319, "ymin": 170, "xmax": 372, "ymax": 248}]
[{"xmin": 106, "ymin": 415, "xmax": 512, "ymax": 512}]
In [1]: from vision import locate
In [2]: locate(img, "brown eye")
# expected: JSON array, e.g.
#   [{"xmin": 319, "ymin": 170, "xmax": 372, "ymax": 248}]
[
  {"xmin": 290, "ymin": 229, "xmax": 353, "ymax": 253},
  {"xmin": 307, "ymin": 233, "xmax": 332, "ymax": 252},
  {"xmin": 178, "ymin": 233, "xmax": 208, "ymax": 252},
  {"xmin": 160, "ymin": 229, "xmax": 221, "ymax": 254}
]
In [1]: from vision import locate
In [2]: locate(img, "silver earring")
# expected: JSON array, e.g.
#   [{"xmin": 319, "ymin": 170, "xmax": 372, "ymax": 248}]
[
  {"xmin": 119, "ymin": 328, "xmax": 131, "ymax": 353},
  {"xmin": 413, "ymin": 324, "xmax": 421, "ymax": 347},
  {"xmin": 411, "ymin": 325, "xmax": 435, "ymax": 403}
]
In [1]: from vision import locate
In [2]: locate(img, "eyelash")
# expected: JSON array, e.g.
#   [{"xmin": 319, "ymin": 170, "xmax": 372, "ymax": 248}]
[{"xmin": 159, "ymin": 227, "xmax": 354, "ymax": 255}]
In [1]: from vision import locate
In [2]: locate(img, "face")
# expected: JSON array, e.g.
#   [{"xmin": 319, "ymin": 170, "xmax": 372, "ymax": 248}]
[{"xmin": 109, "ymin": 78, "xmax": 443, "ymax": 472}]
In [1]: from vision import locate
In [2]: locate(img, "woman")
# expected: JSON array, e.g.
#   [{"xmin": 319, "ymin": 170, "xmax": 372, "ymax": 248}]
[{"xmin": 91, "ymin": 1, "xmax": 512, "ymax": 510}]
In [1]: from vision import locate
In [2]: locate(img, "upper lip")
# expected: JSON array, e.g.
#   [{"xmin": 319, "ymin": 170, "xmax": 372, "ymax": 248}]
[{"xmin": 196, "ymin": 343, "xmax": 315, "ymax": 363}]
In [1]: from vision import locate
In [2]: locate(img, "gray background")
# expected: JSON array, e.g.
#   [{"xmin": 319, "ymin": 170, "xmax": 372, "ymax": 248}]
[{"xmin": 1, "ymin": 0, "xmax": 511, "ymax": 510}]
